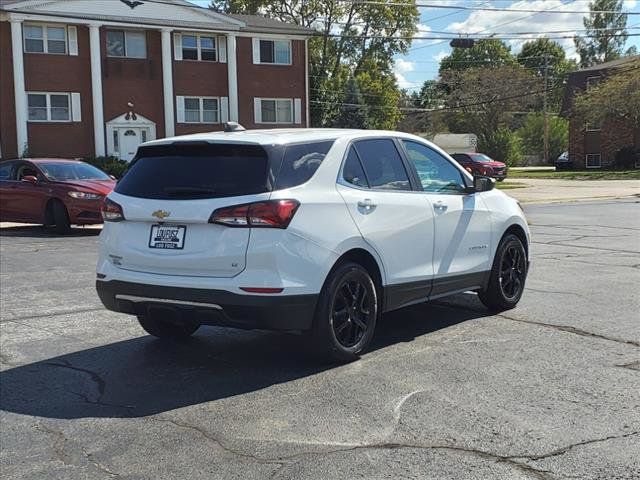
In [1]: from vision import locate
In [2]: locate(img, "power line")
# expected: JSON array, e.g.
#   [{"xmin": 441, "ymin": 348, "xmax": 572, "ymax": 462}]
[{"xmin": 339, "ymin": 1, "xmax": 640, "ymax": 16}]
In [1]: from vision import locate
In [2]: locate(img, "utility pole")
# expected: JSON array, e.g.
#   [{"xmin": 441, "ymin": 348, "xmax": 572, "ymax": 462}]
[{"xmin": 543, "ymin": 54, "xmax": 550, "ymax": 164}]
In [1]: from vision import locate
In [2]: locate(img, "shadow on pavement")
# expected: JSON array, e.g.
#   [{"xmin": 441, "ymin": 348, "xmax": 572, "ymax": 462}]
[
  {"xmin": 0, "ymin": 225, "xmax": 101, "ymax": 238},
  {"xmin": 0, "ymin": 298, "xmax": 488, "ymax": 419}
]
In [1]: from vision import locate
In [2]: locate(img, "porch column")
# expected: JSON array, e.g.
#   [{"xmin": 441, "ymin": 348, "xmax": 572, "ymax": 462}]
[
  {"xmin": 226, "ymin": 33, "xmax": 239, "ymax": 122},
  {"xmin": 89, "ymin": 23, "xmax": 106, "ymax": 156},
  {"xmin": 161, "ymin": 28, "xmax": 175, "ymax": 137},
  {"xmin": 10, "ymin": 18, "xmax": 28, "ymax": 156}
]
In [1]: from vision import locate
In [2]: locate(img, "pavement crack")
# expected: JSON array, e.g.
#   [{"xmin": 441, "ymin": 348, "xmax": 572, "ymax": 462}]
[
  {"xmin": 525, "ymin": 287, "xmax": 586, "ymax": 298},
  {"xmin": 34, "ymin": 423, "xmax": 74, "ymax": 466},
  {"xmin": 44, "ymin": 361, "xmax": 107, "ymax": 402},
  {"xmin": 497, "ymin": 314, "xmax": 640, "ymax": 348},
  {"xmin": 1, "ymin": 307, "xmax": 104, "ymax": 323},
  {"xmin": 615, "ymin": 360, "xmax": 640, "ymax": 371},
  {"xmin": 151, "ymin": 416, "xmax": 287, "ymax": 466},
  {"xmin": 512, "ymin": 431, "xmax": 640, "ymax": 462},
  {"xmin": 81, "ymin": 447, "xmax": 121, "ymax": 477}
]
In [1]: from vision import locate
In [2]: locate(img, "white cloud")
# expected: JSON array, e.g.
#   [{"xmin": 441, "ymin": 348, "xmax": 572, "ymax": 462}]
[
  {"xmin": 433, "ymin": 50, "xmax": 448, "ymax": 62},
  {"xmin": 394, "ymin": 71, "xmax": 413, "ymax": 89},
  {"xmin": 395, "ymin": 58, "xmax": 415, "ymax": 73},
  {"xmin": 445, "ymin": 0, "xmax": 588, "ymax": 57},
  {"xmin": 624, "ymin": 0, "xmax": 637, "ymax": 8}
]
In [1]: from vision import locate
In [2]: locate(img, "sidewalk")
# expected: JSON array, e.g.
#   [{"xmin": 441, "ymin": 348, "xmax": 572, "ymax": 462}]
[{"xmin": 502, "ymin": 178, "xmax": 640, "ymax": 204}]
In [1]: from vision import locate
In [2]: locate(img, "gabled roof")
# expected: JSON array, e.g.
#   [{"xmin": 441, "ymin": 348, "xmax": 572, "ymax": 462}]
[
  {"xmin": 576, "ymin": 55, "xmax": 640, "ymax": 73},
  {"xmin": 0, "ymin": 0, "xmax": 315, "ymax": 36},
  {"xmin": 226, "ymin": 14, "xmax": 313, "ymax": 35}
]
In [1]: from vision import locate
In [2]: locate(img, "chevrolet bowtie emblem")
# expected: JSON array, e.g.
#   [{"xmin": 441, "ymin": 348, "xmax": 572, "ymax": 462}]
[{"xmin": 152, "ymin": 210, "xmax": 171, "ymax": 220}]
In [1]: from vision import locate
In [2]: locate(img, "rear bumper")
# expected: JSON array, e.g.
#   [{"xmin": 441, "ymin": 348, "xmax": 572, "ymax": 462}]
[{"xmin": 96, "ymin": 280, "xmax": 318, "ymax": 331}]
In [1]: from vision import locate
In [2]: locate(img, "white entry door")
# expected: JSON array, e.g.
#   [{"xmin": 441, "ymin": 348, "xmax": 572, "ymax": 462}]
[{"xmin": 119, "ymin": 128, "xmax": 147, "ymax": 161}]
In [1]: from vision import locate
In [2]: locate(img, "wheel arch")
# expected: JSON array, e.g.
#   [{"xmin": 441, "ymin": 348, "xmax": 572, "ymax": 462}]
[
  {"xmin": 325, "ymin": 247, "xmax": 386, "ymax": 307},
  {"xmin": 502, "ymin": 223, "xmax": 529, "ymax": 258}
]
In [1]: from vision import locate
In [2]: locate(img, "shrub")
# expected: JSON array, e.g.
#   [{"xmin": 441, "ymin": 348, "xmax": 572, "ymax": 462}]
[
  {"xmin": 478, "ymin": 128, "xmax": 523, "ymax": 166},
  {"xmin": 614, "ymin": 146, "xmax": 639, "ymax": 170},
  {"xmin": 517, "ymin": 113, "xmax": 568, "ymax": 162},
  {"xmin": 83, "ymin": 155, "xmax": 129, "ymax": 178}
]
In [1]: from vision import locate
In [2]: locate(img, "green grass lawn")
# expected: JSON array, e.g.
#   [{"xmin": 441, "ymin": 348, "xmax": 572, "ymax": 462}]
[
  {"xmin": 507, "ymin": 169, "xmax": 640, "ymax": 180},
  {"xmin": 496, "ymin": 181, "xmax": 528, "ymax": 190}
]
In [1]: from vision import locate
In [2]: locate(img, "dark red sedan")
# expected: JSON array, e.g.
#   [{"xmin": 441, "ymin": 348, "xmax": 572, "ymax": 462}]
[
  {"xmin": 0, "ymin": 158, "xmax": 116, "ymax": 233},
  {"xmin": 451, "ymin": 152, "xmax": 508, "ymax": 181}
]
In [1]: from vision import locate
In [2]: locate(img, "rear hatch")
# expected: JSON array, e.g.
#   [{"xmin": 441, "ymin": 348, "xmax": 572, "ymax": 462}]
[{"xmin": 107, "ymin": 142, "xmax": 278, "ymax": 278}]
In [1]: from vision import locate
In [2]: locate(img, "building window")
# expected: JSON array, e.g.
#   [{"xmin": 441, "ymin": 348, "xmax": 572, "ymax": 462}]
[
  {"xmin": 258, "ymin": 98, "xmax": 293, "ymax": 123},
  {"xmin": 24, "ymin": 24, "xmax": 67, "ymax": 54},
  {"xmin": 27, "ymin": 93, "xmax": 70, "ymax": 122},
  {"xmin": 586, "ymin": 154, "xmax": 601, "ymax": 169},
  {"xmin": 180, "ymin": 97, "xmax": 219, "ymax": 124},
  {"xmin": 106, "ymin": 30, "xmax": 146, "ymax": 58},
  {"xmin": 180, "ymin": 34, "xmax": 216, "ymax": 61},
  {"xmin": 259, "ymin": 39, "xmax": 291, "ymax": 64}
]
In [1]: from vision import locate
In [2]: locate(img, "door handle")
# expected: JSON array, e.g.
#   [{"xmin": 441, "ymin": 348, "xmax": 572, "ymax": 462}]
[
  {"xmin": 433, "ymin": 200, "xmax": 448, "ymax": 212},
  {"xmin": 357, "ymin": 198, "xmax": 376, "ymax": 210}
]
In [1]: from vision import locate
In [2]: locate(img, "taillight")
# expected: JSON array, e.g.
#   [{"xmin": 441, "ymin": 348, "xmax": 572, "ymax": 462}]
[
  {"xmin": 210, "ymin": 199, "xmax": 299, "ymax": 229},
  {"xmin": 101, "ymin": 197, "xmax": 125, "ymax": 222}
]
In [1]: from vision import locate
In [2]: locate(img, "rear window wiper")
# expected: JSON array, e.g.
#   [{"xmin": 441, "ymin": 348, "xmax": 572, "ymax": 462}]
[{"xmin": 163, "ymin": 186, "xmax": 217, "ymax": 196}]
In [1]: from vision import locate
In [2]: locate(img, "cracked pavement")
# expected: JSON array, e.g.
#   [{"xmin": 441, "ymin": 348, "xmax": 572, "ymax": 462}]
[{"xmin": 1, "ymin": 199, "xmax": 639, "ymax": 479}]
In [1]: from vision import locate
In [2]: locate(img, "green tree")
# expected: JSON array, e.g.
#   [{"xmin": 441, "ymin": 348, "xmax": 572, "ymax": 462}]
[
  {"xmin": 572, "ymin": 60, "xmax": 640, "ymax": 129},
  {"xmin": 517, "ymin": 113, "xmax": 569, "ymax": 162},
  {"xmin": 574, "ymin": 0, "xmax": 629, "ymax": 68},
  {"xmin": 479, "ymin": 128, "xmax": 523, "ymax": 166},
  {"xmin": 211, "ymin": 0, "xmax": 419, "ymax": 128},
  {"xmin": 517, "ymin": 38, "xmax": 578, "ymax": 111},
  {"xmin": 441, "ymin": 66, "xmax": 540, "ymax": 139},
  {"xmin": 334, "ymin": 77, "xmax": 368, "ymax": 128},
  {"xmin": 411, "ymin": 79, "xmax": 446, "ymax": 109},
  {"xmin": 439, "ymin": 39, "xmax": 517, "ymax": 74}
]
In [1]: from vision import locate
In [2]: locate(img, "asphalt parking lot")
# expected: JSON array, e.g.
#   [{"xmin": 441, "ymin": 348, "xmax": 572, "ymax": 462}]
[{"xmin": 1, "ymin": 198, "xmax": 639, "ymax": 480}]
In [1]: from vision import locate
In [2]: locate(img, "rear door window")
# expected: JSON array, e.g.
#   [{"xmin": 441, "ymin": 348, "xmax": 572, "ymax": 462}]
[
  {"xmin": 354, "ymin": 139, "xmax": 411, "ymax": 191},
  {"xmin": 116, "ymin": 143, "xmax": 272, "ymax": 200},
  {"xmin": 274, "ymin": 140, "xmax": 334, "ymax": 190},
  {"xmin": 0, "ymin": 162, "xmax": 17, "ymax": 180},
  {"xmin": 342, "ymin": 146, "xmax": 369, "ymax": 188}
]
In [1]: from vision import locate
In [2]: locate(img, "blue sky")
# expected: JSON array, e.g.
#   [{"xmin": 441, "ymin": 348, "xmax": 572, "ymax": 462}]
[{"xmin": 189, "ymin": 0, "xmax": 640, "ymax": 91}]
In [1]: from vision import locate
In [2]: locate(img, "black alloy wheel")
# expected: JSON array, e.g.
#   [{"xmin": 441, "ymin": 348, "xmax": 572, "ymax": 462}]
[
  {"xmin": 331, "ymin": 277, "xmax": 373, "ymax": 348},
  {"xmin": 313, "ymin": 262, "xmax": 378, "ymax": 362},
  {"xmin": 498, "ymin": 243, "xmax": 526, "ymax": 300},
  {"xmin": 478, "ymin": 233, "xmax": 528, "ymax": 311}
]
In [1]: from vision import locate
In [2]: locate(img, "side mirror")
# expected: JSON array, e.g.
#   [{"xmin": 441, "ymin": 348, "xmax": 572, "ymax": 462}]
[
  {"xmin": 21, "ymin": 175, "xmax": 38, "ymax": 185},
  {"xmin": 465, "ymin": 175, "xmax": 494, "ymax": 193}
]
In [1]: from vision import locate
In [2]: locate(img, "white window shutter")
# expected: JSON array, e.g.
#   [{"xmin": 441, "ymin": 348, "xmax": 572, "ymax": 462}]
[
  {"xmin": 218, "ymin": 36, "xmax": 227, "ymax": 63},
  {"xmin": 71, "ymin": 93, "xmax": 81, "ymax": 122},
  {"xmin": 176, "ymin": 96, "xmax": 185, "ymax": 123},
  {"xmin": 220, "ymin": 97, "xmax": 229, "ymax": 123},
  {"xmin": 293, "ymin": 98, "xmax": 302, "ymax": 125},
  {"xmin": 252, "ymin": 38, "xmax": 260, "ymax": 64},
  {"xmin": 173, "ymin": 32, "xmax": 182, "ymax": 61},
  {"xmin": 67, "ymin": 26, "xmax": 78, "ymax": 56},
  {"xmin": 254, "ymin": 98, "xmax": 262, "ymax": 123}
]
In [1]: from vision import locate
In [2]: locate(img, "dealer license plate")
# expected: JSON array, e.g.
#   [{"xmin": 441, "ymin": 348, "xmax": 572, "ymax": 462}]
[{"xmin": 149, "ymin": 224, "xmax": 186, "ymax": 249}]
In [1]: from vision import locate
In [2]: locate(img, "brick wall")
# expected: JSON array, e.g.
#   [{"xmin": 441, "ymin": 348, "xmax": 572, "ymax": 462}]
[{"xmin": 569, "ymin": 116, "xmax": 639, "ymax": 168}]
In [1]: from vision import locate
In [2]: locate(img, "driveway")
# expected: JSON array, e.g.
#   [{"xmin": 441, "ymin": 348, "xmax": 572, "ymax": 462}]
[
  {"xmin": 503, "ymin": 178, "xmax": 640, "ymax": 203},
  {"xmin": 1, "ymin": 199, "xmax": 639, "ymax": 479}
]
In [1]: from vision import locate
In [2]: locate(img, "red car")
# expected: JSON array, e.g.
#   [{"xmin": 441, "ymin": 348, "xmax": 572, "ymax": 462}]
[
  {"xmin": 0, "ymin": 158, "xmax": 116, "ymax": 233},
  {"xmin": 451, "ymin": 152, "xmax": 508, "ymax": 181}
]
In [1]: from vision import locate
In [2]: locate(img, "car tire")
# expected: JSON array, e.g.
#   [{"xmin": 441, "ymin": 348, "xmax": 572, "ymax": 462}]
[
  {"xmin": 313, "ymin": 261, "xmax": 378, "ymax": 363},
  {"xmin": 50, "ymin": 200, "xmax": 71, "ymax": 234},
  {"xmin": 137, "ymin": 311, "xmax": 200, "ymax": 340},
  {"xmin": 496, "ymin": 178, "xmax": 505, "ymax": 182},
  {"xmin": 478, "ymin": 233, "xmax": 528, "ymax": 312}
]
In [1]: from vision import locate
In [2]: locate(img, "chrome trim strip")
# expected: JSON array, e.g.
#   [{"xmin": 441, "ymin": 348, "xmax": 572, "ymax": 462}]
[{"xmin": 115, "ymin": 295, "xmax": 223, "ymax": 310}]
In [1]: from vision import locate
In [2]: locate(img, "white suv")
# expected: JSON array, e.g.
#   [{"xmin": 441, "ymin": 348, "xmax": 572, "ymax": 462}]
[{"xmin": 97, "ymin": 129, "xmax": 530, "ymax": 361}]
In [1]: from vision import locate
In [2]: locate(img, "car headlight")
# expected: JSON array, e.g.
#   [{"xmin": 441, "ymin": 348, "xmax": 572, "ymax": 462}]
[{"xmin": 68, "ymin": 191, "xmax": 102, "ymax": 200}]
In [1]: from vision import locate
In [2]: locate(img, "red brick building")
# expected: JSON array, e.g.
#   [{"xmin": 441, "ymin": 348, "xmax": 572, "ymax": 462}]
[
  {"xmin": 0, "ymin": 0, "xmax": 312, "ymax": 161},
  {"xmin": 562, "ymin": 55, "xmax": 640, "ymax": 169}
]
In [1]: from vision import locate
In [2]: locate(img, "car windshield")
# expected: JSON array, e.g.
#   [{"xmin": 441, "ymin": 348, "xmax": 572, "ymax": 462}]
[
  {"xmin": 470, "ymin": 154, "xmax": 495, "ymax": 163},
  {"xmin": 39, "ymin": 162, "xmax": 111, "ymax": 181}
]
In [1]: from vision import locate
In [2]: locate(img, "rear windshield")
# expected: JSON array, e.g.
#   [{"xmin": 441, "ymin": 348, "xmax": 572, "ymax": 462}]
[
  {"xmin": 115, "ymin": 140, "xmax": 335, "ymax": 200},
  {"xmin": 115, "ymin": 143, "xmax": 272, "ymax": 200}
]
